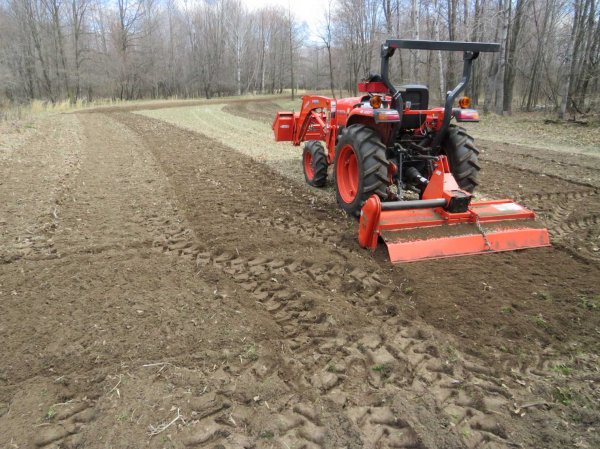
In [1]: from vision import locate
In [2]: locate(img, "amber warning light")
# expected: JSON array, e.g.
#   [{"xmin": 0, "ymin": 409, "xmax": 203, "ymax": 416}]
[{"xmin": 369, "ymin": 95, "xmax": 382, "ymax": 109}]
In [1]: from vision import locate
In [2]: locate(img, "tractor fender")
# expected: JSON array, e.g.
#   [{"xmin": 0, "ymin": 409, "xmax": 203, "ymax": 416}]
[
  {"xmin": 346, "ymin": 108, "xmax": 394, "ymax": 145},
  {"xmin": 335, "ymin": 96, "xmax": 363, "ymax": 128},
  {"xmin": 346, "ymin": 107, "xmax": 375, "ymax": 129}
]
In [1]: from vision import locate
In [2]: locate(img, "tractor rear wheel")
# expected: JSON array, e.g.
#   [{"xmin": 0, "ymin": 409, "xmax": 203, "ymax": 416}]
[
  {"xmin": 303, "ymin": 141, "xmax": 328, "ymax": 187},
  {"xmin": 443, "ymin": 125, "xmax": 480, "ymax": 193},
  {"xmin": 334, "ymin": 125, "xmax": 388, "ymax": 217}
]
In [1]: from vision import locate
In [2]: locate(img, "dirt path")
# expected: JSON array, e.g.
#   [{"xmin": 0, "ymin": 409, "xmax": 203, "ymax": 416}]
[{"xmin": 0, "ymin": 109, "xmax": 598, "ymax": 449}]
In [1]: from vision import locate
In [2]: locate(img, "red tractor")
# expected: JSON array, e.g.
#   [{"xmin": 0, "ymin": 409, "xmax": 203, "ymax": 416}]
[{"xmin": 273, "ymin": 40, "xmax": 549, "ymax": 262}]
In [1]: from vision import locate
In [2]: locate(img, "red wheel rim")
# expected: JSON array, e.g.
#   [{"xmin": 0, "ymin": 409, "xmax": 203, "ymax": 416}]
[
  {"xmin": 303, "ymin": 151, "xmax": 314, "ymax": 180},
  {"xmin": 336, "ymin": 144, "xmax": 359, "ymax": 203}
]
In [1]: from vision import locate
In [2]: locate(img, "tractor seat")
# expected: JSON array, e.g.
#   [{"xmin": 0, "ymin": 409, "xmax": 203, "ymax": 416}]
[
  {"xmin": 398, "ymin": 84, "xmax": 429, "ymax": 110},
  {"xmin": 397, "ymin": 84, "xmax": 429, "ymax": 129}
]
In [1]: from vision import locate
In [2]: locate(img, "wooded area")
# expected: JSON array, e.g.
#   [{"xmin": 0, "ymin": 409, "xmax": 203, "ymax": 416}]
[{"xmin": 0, "ymin": 0, "xmax": 598, "ymax": 115}]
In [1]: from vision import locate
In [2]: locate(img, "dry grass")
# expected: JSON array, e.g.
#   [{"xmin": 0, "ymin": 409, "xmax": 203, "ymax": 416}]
[
  {"xmin": 1, "ymin": 98, "xmax": 129, "ymax": 121},
  {"xmin": 0, "ymin": 92, "xmax": 303, "ymax": 122},
  {"xmin": 462, "ymin": 112, "xmax": 600, "ymax": 154},
  {"xmin": 135, "ymin": 102, "xmax": 600, "ymax": 197},
  {"xmin": 135, "ymin": 103, "xmax": 313, "ymax": 189}
]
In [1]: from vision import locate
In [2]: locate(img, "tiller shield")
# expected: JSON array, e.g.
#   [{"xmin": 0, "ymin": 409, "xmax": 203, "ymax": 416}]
[{"xmin": 358, "ymin": 157, "xmax": 550, "ymax": 263}]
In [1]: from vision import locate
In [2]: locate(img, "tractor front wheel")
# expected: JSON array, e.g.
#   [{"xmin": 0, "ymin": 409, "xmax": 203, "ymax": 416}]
[
  {"xmin": 334, "ymin": 125, "xmax": 388, "ymax": 217},
  {"xmin": 443, "ymin": 125, "xmax": 480, "ymax": 193},
  {"xmin": 303, "ymin": 141, "xmax": 328, "ymax": 187}
]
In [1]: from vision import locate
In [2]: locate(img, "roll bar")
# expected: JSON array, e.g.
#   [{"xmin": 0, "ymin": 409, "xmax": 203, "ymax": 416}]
[
  {"xmin": 384, "ymin": 39, "xmax": 501, "ymax": 53},
  {"xmin": 380, "ymin": 39, "xmax": 500, "ymax": 149}
]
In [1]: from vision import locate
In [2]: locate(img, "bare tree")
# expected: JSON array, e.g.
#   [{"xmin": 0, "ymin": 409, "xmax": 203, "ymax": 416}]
[
  {"xmin": 319, "ymin": 0, "xmax": 336, "ymax": 97},
  {"xmin": 495, "ymin": 0, "xmax": 509, "ymax": 114},
  {"xmin": 0, "ymin": 0, "xmax": 597, "ymax": 116},
  {"xmin": 288, "ymin": 3, "xmax": 295, "ymax": 100}
]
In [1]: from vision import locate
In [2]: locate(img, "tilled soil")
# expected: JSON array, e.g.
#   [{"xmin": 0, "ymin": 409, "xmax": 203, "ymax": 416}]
[{"xmin": 1, "ymin": 104, "xmax": 599, "ymax": 449}]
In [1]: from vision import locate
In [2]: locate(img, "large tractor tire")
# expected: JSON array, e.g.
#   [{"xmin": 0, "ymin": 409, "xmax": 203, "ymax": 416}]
[
  {"xmin": 443, "ymin": 125, "xmax": 481, "ymax": 193},
  {"xmin": 334, "ymin": 125, "xmax": 388, "ymax": 216},
  {"xmin": 303, "ymin": 141, "xmax": 328, "ymax": 187}
]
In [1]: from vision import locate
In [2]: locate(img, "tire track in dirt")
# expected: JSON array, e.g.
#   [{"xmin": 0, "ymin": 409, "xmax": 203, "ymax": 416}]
[
  {"xmin": 7, "ymin": 111, "xmax": 595, "ymax": 448},
  {"xmin": 148, "ymin": 182, "xmax": 353, "ymax": 254},
  {"xmin": 222, "ymin": 100, "xmax": 281, "ymax": 123},
  {"xmin": 30, "ymin": 399, "xmax": 98, "ymax": 448},
  {"xmin": 518, "ymin": 189, "xmax": 599, "ymax": 203},
  {"xmin": 477, "ymin": 140, "xmax": 600, "ymax": 181},
  {"xmin": 0, "ymin": 114, "xmax": 84, "ymax": 263},
  {"xmin": 108, "ymin": 110, "xmax": 576, "ymax": 449},
  {"xmin": 154, "ymin": 248, "xmax": 524, "ymax": 448},
  {"xmin": 480, "ymin": 158, "xmax": 597, "ymax": 190},
  {"xmin": 207, "ymin": 106, "xmax": 599, "ymax": 442},
  {"xmin": 478, "ymin": 159, "xmax": 600, "ymax": 264},
  {"xmin": 518, "ymin": 189, "xmax": 600, "ymax": 234},
  {"xmin": 514, "ymin": 189, "xmax": 600, "ymax": 263},
  {"xmin": 533, "ymin": 192, "xmax": 599, "ymax": 238},
  {"xmin": 111, "ymin": 112, "xmax": 453, "ymax": 448},
  {"xmin": 189, "ymin": 248, "xmax": 525, "ymax": 448},
  {"xmin": 0, "ymin": 112, "xmax": 270, "ymax": 449}
]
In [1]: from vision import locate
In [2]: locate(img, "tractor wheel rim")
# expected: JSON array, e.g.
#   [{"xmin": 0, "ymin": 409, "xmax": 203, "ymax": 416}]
[
  {"xmin": 303, "ymin": 151, "xmax": 314, "ymax": 180},
  {"xmin": 337, "ymin": 144, "xmax": 359, "ymax": 203}
]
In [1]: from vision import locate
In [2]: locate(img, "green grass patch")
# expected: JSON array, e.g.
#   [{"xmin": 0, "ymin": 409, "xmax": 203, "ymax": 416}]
[
  {"xmin": 259, "ymin": 430, "xmax": 275, "ymax": 439},
  {"xmin": 45, "ymin": 405, "xmax": 56, "ymax": 420},
  {"xmin": 579, "ymin": 295, "xmax": 600, "ymax": 311},
  {"xmin": 372, "ymin": 364, "xmax": 393, "ymax": 379},
  {"xmin": 553, "ymin": 386, "xmax": 576, "ymax": 405},
  {"xmin": 532, "ymin": 314, "xmax": 548, "ymax": 328},
  {"xmin": 536, "ymin": 291, "xmax": 552, "ymax": 301},
  {"xmin": 244, "ymin": 344, "xmax": 258, "ymax": 361},
  {"xmin": 551, "ymin": 364, "xmax": 573, "ymax": 376},
  {"xmin": 500, "ymin": 305, "xmax": 513, "ymax": 315}
]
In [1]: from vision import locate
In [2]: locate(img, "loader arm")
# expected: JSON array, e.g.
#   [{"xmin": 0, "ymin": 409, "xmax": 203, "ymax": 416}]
[{"xmin": 291, "ymin": 96, "xmax": 338, "ymax": 162}]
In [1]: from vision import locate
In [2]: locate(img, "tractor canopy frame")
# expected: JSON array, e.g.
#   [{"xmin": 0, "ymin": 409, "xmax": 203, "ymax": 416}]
[{"xmin": 380, "ymin": 40, "xmax": 501, "ymax": 148}]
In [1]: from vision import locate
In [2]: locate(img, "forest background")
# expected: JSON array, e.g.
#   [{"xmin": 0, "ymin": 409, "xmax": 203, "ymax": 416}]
[{"xmin": 0, "ymin": 0, "xmax": 598, "ymax": 118}]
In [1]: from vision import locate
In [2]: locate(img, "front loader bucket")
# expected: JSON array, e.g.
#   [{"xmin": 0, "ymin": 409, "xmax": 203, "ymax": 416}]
[{"xmin": 359, "ymin": 196, "xmax": 550, "ymax": 263}]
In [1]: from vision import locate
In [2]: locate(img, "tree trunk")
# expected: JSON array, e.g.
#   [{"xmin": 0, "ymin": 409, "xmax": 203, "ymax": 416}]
[
  {"xmin": 484, "ymin": 0, "xmax": 502, "ymax": 113},
  {"xmin": 288, "ymin": 6, "xmax": 294, "ymax": 100},
  {"xmin": 469, "ymin": 0, "xmax": 484, "ymax": 105},
  {"xmin": 525, "ymin": 0, "xmax": 551, "ymax": 111},
  {"xmin": 495, "ymin": 0, "xmax": 509, "ymax": 115},
  {"xmin": 503, "ymin": 0, "xmax": 526, "ymax": 114},
  {"xmin": 573, "ymin": 0, "xmax": 597, "ymax": 110},
  {"xmin": 559, "ymin": 0, "xmax": 581, "ymax": 118},
  {"xmin": 433, "ymin": 0, "xmax": 445, "ymax": 103},
  {"xmin": 411, "ymin": 0, "xmax": 420, "ymax": 80},
  {"xmin": 49, "ymin": 0, "xmax": 70, "ymax": 99},
  {"xmin": 446, "ymin": 0, "xmax": 458, "ymax": 89}
]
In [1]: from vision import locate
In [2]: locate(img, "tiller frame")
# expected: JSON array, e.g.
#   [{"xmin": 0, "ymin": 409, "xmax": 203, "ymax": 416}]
[{"xmin": 358, "ymin": 157, "xmax": 550, "ymax": 262}]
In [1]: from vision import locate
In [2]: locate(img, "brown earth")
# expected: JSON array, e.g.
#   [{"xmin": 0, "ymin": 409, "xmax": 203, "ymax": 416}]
[{"xmin": 1, "ymin": 100, "xmax": 599, "ymax": 449}]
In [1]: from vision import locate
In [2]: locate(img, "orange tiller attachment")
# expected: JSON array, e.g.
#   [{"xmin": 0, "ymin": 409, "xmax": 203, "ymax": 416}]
[{"xmin": 358, "ymin": 157, "xmax": 550, "ymax": 263}]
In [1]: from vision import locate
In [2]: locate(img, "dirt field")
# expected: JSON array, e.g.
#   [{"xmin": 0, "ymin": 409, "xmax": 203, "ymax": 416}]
[{"xmin": 1, "ymin": 99, "xmax": 599, "ymax": 449}]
